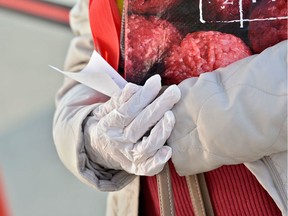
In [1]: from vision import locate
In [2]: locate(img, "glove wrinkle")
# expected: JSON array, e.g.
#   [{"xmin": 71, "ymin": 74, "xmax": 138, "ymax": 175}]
[{"xmin": 84, "ymin": 75, "xmax": 181, "ymax": 176}]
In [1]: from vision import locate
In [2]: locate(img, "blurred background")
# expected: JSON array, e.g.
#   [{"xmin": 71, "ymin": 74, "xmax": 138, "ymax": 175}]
[{"xmin": 0, "ymin": 0, "xmax": 108, "ymax": 215}]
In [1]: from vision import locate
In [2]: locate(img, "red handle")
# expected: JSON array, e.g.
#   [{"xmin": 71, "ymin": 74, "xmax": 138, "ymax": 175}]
[{"xmin": 89, "ymin": 0, "xmax": 121, "ymax": 70}]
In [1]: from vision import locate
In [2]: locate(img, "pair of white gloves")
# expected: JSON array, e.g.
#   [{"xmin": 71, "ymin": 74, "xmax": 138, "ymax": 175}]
[{"xmin": 85, "ymin": 75, "xmax": 181, "ymax": 176}]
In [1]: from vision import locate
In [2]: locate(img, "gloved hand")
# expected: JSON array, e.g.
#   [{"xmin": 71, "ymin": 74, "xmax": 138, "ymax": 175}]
[{"xmin": 85, "ymin": 75, "xmax": 181, "ymax": 176}]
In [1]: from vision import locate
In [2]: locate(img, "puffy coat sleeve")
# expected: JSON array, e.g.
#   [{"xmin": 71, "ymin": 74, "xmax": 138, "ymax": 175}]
[
  {"xmin": 53, "ymin": 0, "xmax": 135, "ymax": 191},
  {"xmin": 168, "ymin": 41, "xmax": 287, "ymax": 176}
]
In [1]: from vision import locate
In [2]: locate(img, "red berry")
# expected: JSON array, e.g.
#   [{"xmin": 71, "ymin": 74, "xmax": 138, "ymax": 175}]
[{"xmin": 163, "ymin": 31, "xmax": 251, "ymax": 84}]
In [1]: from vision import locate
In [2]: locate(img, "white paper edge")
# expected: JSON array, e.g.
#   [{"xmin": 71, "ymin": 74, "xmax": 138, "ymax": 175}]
[{"xmin": 50, "ymin": 51, "xmax": 127, "ymax": 97}]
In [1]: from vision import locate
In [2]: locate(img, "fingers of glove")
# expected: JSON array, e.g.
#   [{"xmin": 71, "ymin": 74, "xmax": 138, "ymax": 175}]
[
  {"xmin": 124, "ymin": 85, "xmax": 181, "ymax": 143},
  {"xmin": 99, "ymin": 75, "xmax": 162, "ymax": 129},
  {"xmin": 116, "ymin": 75, "xmax": 162, "ymax": 124},
  {"xmin": 130, "ymin": 111, "xmax": 175, "ymax": 163},
  {"xmin": 118, "ymin": 83, "xmax": 140, "ymax": 104},
  {"xmin": 100, "ymin": 112, "xmax": 174, "ymax": 174},
  {"xmin": 97, "ymin": 108, "xmax": 133, "ymax": 130},
  {"xmin": 92, "ymin": 91, "xmax": 120, "ymax": 120},
  {"xmin": 131, "ymin": 146, "xmax": 172, "ymax": 176},
  {"xmin": 92, "ymin": 83, "xmax": 139, "ymax": 120}
]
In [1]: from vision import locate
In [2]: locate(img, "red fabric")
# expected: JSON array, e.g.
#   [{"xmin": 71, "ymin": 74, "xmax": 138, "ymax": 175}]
[
  {"xmin": 139, "ymin": 174, "xmax": 160, "ymax": 216},
  {"xmin": 89, "ymin": 0, "xmax": 121, "ymax": 70},
  {"xmin": 139, "ymin": 162, "xmax": 281, "ymax": 216},
  {"xmin": 168, "ymin": 161, "xmax": 195, "ymax": 216},
  {"xmin": 139, "ymin": 161, "xmax": 195, "ymax": 216},
  {"xmin": 205, "ymin": 164, "xmax": 282, "ymax": 216}
]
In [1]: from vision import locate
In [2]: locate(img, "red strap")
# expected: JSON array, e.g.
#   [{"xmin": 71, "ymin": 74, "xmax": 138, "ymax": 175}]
[{"xmin": 89, "ymin": 0, "xmax": 121, "ymax": 70}]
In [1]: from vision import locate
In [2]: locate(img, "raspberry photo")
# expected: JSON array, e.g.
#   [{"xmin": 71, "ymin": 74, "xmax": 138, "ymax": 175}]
[
  {"xmin": 163, "ymin": 31, "xmax": 251, "ymax": 84},
  {"xmin": 125, "ymin": 15, "xmax": 182, "ymax": 84},
  {"xmin": 128, "ymin": 0, "xmax": 181, "ymax": 14},
  {"xmin": 248, "ymin": 0, "xmax": 287, "ymax": 53}
]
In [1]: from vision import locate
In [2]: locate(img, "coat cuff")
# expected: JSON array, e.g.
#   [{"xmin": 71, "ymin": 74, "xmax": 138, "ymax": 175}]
[
  {"xmin": 53, "ymin": 84, "xmax": 135, "ymax": 191},
  {"xmin": 168, "ymin": 41, "xmax": 287, "ymax": 176}
]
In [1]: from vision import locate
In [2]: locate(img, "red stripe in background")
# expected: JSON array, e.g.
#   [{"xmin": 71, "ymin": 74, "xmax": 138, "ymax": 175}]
[
  {"xmin": 0, "ymin": 172, "xmax": 10, "ymax": 216},
  {"xmin": 0, "ymin": 0, "xmax": 70, "ymax": 25}
]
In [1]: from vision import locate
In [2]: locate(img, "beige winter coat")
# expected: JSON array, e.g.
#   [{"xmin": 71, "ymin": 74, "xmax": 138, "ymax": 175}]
[{"xmin": 53, "ymin": 0, "xmax": 287, "ymax": 215}]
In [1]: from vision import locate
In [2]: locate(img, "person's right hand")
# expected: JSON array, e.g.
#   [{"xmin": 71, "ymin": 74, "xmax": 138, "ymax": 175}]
[{"xmin": 85, "ymin": 75, "xmax": 181, "ymax": 176}]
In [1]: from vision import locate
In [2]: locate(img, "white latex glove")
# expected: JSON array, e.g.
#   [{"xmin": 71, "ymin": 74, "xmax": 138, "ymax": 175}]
[{"xmin": 86, "ymin": 75, "xmax": 181, "ymax": 176}]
